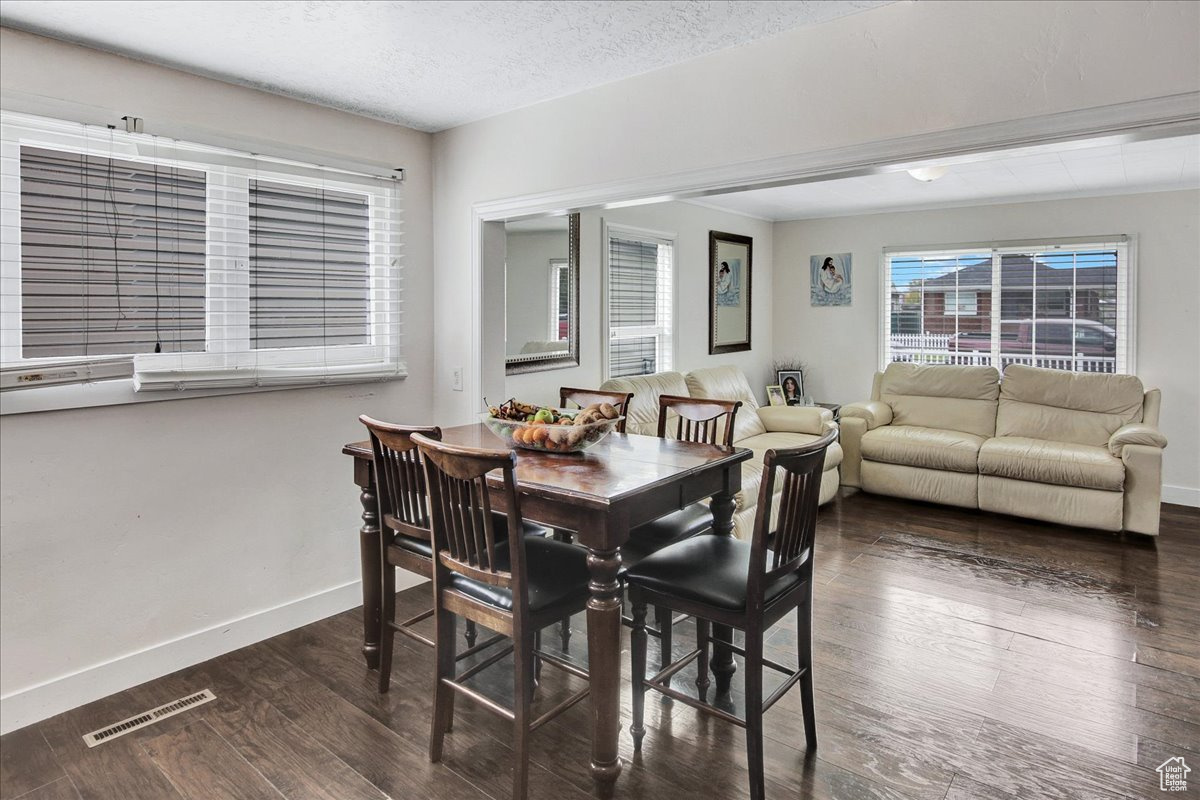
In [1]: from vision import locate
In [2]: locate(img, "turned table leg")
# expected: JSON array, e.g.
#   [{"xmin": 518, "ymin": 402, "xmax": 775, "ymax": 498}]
[
  {"xmin": 354, "ymin": 458, "xmax": 382, "ymax": 670},
  {"xmin": 709, "ymin": 488, "xmax": 738, "ymax": 695},
  {"xmin": 586, "ymin": 545, "xmax": 623, "ymax": 799}
]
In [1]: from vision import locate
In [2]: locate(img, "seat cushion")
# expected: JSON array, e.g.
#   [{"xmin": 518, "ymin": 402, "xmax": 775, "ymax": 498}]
[
  {"xmin": 978, "ymin": 436, "xmax": 1124, "ymax": 491},
  {"xmin": 394, "ymin": 516, "xmax": 548, "ymax": 561},
  {"xmin": 622, "ymin": 503, "xmax": 713, "ymax": 568},
  {"xmin": 860, "ymin": 425, "xmax": 984, "ymax": 473},
  {"xmin": 625, "ymin": 536, "xmax": 804, "ymax": 611},
  {"xmin": 448, "ymin": 536, "xmax": 590, "ymax": 613}
]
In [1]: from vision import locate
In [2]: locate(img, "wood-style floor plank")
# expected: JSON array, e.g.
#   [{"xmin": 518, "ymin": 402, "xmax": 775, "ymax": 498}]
[
  {"xmin": 3, "ymin": 491, "xmax": 1196, "ymax": 800},
  {"xmin": 0, "ymin": 726, "xmax": 64, "ymax": 799},
  {"xmin": 140, "ymin": 720, "xmax": 284, "ymax": 800}
]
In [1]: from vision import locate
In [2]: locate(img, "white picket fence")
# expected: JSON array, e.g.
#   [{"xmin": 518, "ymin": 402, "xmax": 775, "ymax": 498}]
[{"xmin": 888, "ymin": 333, "xmax": 1115, "ymax": 373}]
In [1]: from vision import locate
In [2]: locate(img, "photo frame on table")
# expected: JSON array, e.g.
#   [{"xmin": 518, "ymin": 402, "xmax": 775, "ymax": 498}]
[
  {"xmin": 777, "ymin": 370, "xmax": 805, "ymax": 405},
  {"xmin": 765, "ymin": 384, "xmax": 786, "ymax": 407},
  {"xmin": 709, "ymin": 230, "xmax": 752, "ymax": 354}
]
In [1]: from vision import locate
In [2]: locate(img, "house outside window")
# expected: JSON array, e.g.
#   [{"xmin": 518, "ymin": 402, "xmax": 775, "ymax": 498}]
[{"xmin": 883, "ymin": 238, "xmax": 1131, "ymax": 374}]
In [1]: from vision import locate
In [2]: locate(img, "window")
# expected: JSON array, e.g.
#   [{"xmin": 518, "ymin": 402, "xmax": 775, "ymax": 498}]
[
  {"xmin": 548, "ymin": 258, "xmax": 569, "ymax": 341},
  {"xmin": 1, "ymin": 111, "xmax": 403, "ymax": 399},
  {"xmin": 943, "ymin": 290, "xmax": 978, "ymax": 316},
  {"xmin": 883, "ymin": 238, "xmax": 1130, "ymax": 374},
  {"xmin": 604, "ymin": 224, "xmax": 674, "ymax": 379}
]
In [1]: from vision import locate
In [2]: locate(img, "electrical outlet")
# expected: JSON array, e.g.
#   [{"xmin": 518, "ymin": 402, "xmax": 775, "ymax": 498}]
[{"xmin": 451, "ymin": 367, "xmax": 463, "ymax": 392}]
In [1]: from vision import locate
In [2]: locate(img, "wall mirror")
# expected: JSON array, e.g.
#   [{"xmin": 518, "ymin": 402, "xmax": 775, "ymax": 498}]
[{"xmin": 504, "ymin": 212, "xmax": 579, "ymax": 374}]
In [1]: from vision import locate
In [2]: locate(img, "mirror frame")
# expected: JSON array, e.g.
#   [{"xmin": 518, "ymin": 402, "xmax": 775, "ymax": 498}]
[{"xmin": 505, "ymin": 212, "xmax": 580, "ymax": 375}]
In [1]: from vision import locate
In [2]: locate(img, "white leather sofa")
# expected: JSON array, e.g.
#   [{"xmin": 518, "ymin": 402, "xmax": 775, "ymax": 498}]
[
  {"xmin": 840, "ymin": 363, "xmax": 1168, "ymax": 535},
  {"xmin": 600, "ymin": 366, "xmax": 841, "ymax": 539}
]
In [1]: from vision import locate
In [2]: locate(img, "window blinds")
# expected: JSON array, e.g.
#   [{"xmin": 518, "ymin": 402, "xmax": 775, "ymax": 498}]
[
  {"xmin": 883, "ymin": 238, "xmax": 1129, "ymax": 374},
  {"xmin": 606, "ymin": 231, "xmax": 673, "ymax": 379},
  {"xmin": 18, "ymin": 146, "xmax": 207, "ymax": 360},
  {"xmin": 249, "ymin": 180, "xmax": 370, "ymax": 350},
  {"xmin": 1, "ymin": 111, "xmax": 404, "ymax": 394}
]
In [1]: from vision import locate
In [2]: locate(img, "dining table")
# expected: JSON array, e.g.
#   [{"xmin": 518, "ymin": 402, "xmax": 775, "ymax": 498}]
[{"xmin": 342, "ymin": 422, "xmax": 751, "ymax": 798}]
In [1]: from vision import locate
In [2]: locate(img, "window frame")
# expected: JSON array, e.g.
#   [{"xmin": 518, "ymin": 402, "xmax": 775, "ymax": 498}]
[
  {"xmin": 878, "ymin": 235, "xmax": 1135, "ymax": 375},
  {"xmin": 0, "ymin": 111, "xmax": 405, "ymax": 413},
  {"xmin": 547, "ymin": 257, "xmax": 569, "ymax": 342},
  {"xmin": 601, "ymin": 220, "xmax": 677, "ymax": 381}
]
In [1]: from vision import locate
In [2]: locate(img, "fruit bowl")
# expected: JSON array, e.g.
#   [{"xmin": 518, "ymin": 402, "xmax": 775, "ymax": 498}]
[{"xmin": 481, "ymin": 411, "xmax": 623, "ymax": 454}]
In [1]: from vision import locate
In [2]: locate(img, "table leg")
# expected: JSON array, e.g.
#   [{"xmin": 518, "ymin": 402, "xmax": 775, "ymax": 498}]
[
  {"xmin": 586, "ymin": 545, "xmax": 624, "ymax": 799},
  {"xmin": 709, "ymin": 489, "xmax": 738, "ymax": 695},
  {"xmin": 356, "ymin": 461, "xmax": 382, "ymax": 670}
]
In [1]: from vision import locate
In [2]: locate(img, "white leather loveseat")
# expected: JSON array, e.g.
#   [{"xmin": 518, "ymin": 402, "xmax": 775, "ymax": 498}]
[
  {"xmin": 600, "ymin": 366, "xmax": 841, "ymax": 539},
  {"xmin": 840, "ymin": 363, "xmax": 1168, "ymax": 535}
]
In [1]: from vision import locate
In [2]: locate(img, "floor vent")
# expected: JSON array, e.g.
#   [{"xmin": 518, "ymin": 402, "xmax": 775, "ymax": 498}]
[{"xmin": 82, "ymin": 689, "xmax": 216, "ymax": 748}]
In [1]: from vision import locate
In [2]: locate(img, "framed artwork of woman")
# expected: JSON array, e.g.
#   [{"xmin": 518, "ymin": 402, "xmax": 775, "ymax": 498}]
[{"xmin": 777, "ymin": 371, "xmax": 805, "ymax": 405}]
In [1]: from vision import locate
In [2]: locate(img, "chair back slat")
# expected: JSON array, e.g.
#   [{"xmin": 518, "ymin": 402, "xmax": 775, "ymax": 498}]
[
  {"xmin": 748, "ymin": 429, "xmax": 837, "ymax": 601},
  {"xmin": 559, "ymin": 387, "xmax": 634, "ymax": 433},
  {"xmin": 360, "ymin": 416, "xmax": 440, "ymax": 542},
  {"xmin": 413, "ymin": 433, "xmax": 526, "ymax": 596},
  {"xmin": 657, "ymin": 394, "xmax": 741, "ymax": 447}
]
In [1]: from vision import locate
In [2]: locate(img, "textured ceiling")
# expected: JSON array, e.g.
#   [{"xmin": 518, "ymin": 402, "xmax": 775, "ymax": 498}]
[
  {"xmin": 0, "ymin": 0, "xmax": 891, "ymax": 132},
  {"xmin": 691, "ymin": 134, "xmax": 1200, "ymax": 221}
]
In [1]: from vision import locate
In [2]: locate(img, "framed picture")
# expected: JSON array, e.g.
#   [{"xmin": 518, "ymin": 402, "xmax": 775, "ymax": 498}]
[
  {"xmin": 765, "ymin": 384, "xmax": 786, "ymax": 407},
  {"xmin": 810, "ymin": 252, "xmax": 852, "ymax": 306},
  {"xmin": 709, "ymin": 230, "xmax": 752, "ymax": 354},
  {"xmin": 777, "ymin": 370, "xmax": 805, "ymax": 405}
]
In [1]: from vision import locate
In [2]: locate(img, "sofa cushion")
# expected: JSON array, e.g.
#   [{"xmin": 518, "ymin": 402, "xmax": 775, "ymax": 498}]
[
  {"xmin": 685, "ymin": 365, "xmax": 767, "ymax": 441},
  {"xmin": 878, "ymin": 363, "xmax": 1001, "ymax": 439},
  {"xmin": 978, "ymin": 436, "xmax": 1125, "ymax": 491},
  {"xmin": 600, "ymin": 371, "xmax": 689, "ymax": 436},
  {"xmin": 996, "ymin": 365, "xmax": 1144, "ymax": 447},
  {"xmin": 739, "ymin": 431, "xmax": 843, "ymax": 472},
  {"xmin": 860, "ymin": 425, "xmax": 984, "ymax": 473}
]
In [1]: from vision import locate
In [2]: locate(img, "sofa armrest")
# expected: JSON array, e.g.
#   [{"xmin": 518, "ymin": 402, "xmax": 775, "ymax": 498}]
[
  {"xmin": 756, "ymin": 405, "xmax": 833, "ymax": 435},
  {"xmin": 1121, "ymin": 444, "xmax": 1164, "ymax": 536},
  {"xmin": 1109, "ymin": 423, "xmax": 1167, "ymax": 457},
  {"xmin": 841, "ymin": 401, "xmax": 893, "ymax": 431}
]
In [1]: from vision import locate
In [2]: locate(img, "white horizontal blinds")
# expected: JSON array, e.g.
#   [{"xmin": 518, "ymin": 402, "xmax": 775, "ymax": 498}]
[
  {"xmin": 884, "ymin": 239, "xmax": 1128, "ymax": 374},
  {"xmin": 885, "ymin": 251, "xmax": 990, "ymax": 366},
  {"xmin": 0, "ymin": 110, "xmax": 405, "ymax": 393},
  {"xmin": 18, "ymin": 145, "xmax": 206, "ymax": 358},
  {"xmin": 249, "ymin": 180, "xmax": 370, "ymax": 350},
  {"xmin": 607, "ymin": 231, "xmax": 673, "ymax": 379},
  {"xmin": 548, "ymin": 259, "xmax": 568, "ymax": 341},
  {"xmin": 997, "ymin": 246, "xmax": 1123, "ymax": 373}
]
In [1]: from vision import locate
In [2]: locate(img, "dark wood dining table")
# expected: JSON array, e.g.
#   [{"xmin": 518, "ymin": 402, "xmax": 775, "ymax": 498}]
[{"xmin": 343, "ymin": 423, "xmax": 751, "ymax": 798}]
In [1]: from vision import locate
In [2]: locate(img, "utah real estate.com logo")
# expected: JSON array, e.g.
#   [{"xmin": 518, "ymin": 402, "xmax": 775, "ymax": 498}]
[{"xmin": 1157, "ymin": 756, "xmax": 1190, "ymax": 792}]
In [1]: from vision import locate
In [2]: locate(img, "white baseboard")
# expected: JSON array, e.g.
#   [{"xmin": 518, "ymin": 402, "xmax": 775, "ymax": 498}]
[
  {"xmin": 1163, "ymin": 484, "xmax": 1200, "ymax": 508},
  {"xmin": 0, "ymin": 572, "xmax": 421, "ymax": 735}
]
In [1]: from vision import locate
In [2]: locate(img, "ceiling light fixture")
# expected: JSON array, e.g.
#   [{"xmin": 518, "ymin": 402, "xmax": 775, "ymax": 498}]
[{"xmin": 907, "ymin": 165, "xmax": 948, "ymax": 182}]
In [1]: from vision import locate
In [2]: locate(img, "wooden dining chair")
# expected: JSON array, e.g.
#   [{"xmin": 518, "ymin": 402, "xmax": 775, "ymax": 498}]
[
  {"xmin": 559, "ymin": 386, "xmax": 633, "ymax": 433},
  {"xmin": 631, "ymin": 394, "xmax": 743, "ymax": 684},
  {"xmin": 626, "ymin": 429, "xmax": 837, "ymax": 800},
  {"xmin": 359, "ymin": 416, "xmax": 547, "ymax": 694},
  {"xmin": 412, "ymin": 433, "xmax": 592, "ymax": 800}
]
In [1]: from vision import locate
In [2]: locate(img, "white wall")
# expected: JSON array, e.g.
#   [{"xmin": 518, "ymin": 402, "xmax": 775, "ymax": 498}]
[
  {"xmin": 772, "ymin": 189, "xmax": 1200, "ymax": 503},
  {"xmin": 506, "ymin": 202, "xmax": 774, "ymax": 405},
  {"xmin": 433, "ymin": 1, "xmax": 1200, "ymax": 425},
  {"xmin": 0, "ymin": 29, "xmax": 434, "ymax": 732},
  {"xmin": 505, "ymin": 229, "xmax": 567, "ymax": 354}
]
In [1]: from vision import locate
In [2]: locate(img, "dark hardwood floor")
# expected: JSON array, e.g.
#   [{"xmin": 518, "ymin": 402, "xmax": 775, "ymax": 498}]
[{"xmin": 3, "ymin": 491, "xmax": 1198, "ymax": 800}]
